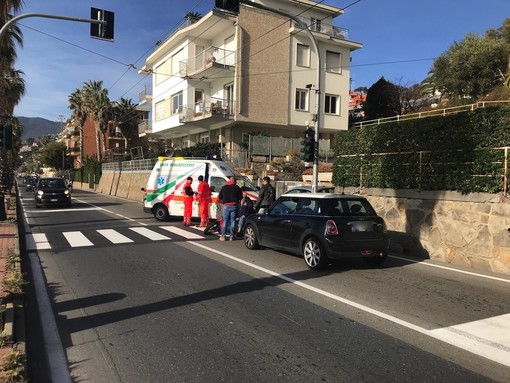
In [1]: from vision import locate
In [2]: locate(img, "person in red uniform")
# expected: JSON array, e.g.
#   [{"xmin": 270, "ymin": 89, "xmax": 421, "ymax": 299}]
[
  {"xmin": 196, "ymin": 175, "xmax": 212, "ymax": 227},
  {"xmin": 182, "ymin": 176, "xmax": 194, "ymax": 226}
]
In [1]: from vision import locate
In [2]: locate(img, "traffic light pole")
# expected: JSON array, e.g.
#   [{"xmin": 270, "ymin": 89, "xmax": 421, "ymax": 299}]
[
  {"xmin": 239, "ymin": 0, "xmax": 321, "ymax": 191},
  {"xmin": 0, "ymin": 12, "xmax": 107, "ymax": 42}
]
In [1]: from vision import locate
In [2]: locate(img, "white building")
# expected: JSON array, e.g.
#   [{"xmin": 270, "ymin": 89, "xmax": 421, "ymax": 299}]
[{"xmin": 139, "ymin": 0, "xmax": 362, "ymax": 160}]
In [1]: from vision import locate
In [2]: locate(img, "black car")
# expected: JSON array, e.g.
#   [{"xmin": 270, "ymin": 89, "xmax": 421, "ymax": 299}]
[
  {"xmin": 34, "ymin": 177, "xmax": 72, "ymax": 208},
  {"xmin": 283, "ymin": 186, "xmax": 335, "ymax": 194},
  {"xmin": 243, "ymin": 193, "xmax": 389, "ymax": 270},
  {"xmin": 25, "ymin": 176, "xmax": 38, "ymax": 192}
]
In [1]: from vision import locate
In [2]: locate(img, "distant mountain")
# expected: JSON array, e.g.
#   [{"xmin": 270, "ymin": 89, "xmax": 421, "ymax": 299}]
[{"xmin": 16, "ymin": 117, "xmax": 62, "ymax": 140}]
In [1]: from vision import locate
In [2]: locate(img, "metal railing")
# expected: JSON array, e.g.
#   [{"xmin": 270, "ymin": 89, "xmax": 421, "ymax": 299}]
[
  {"xmin": 179, "ymin": 98, "xmax": 235, "ymax": 122},
  {"xmin": 353, "ymin": 100, "xmax": 510, "ymax": 129},
  {"xmin": 179, "ymin": 46, "xmax": 236, "ymax": 77},
  {"xmin": 292, "ymin": 16, "xmax": 348, "ymax": 39}
]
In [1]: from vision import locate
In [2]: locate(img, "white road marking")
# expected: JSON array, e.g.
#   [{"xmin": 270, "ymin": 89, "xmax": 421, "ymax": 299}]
[
  {"xmin": 129, "ymin": 227, "xmax": 171, "ymax": 241},
  {"xmin": 430, "ymin": 313, "xmax": 510, "ymax": 367},
  {"xmin": 160, "ymin": 226, "xmax": 204, "ymax": 240},
  {"xmin": 63, "ymin": 231, "xmax": 94, "ymax": 247},
  {"xmin": 97, "ymin": 229, "xmax": 134, "ymax": 244},
  {"xmin": 189, "ymin": 241, "xmax": 510, "ymax": 367},
  {"xmin": 390, "ymin": 255, "xmax": 510, "ymax": 284},
  {"xmin": 26, "ymin": 233, "xmax": 51, "ymax": 250},
  {"xmin": 31, "ymin": 207, "xmax": 102, "ymax": 213}
]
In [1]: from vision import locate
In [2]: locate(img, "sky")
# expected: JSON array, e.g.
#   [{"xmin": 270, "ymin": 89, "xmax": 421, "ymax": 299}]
[{"xmin": 11, "ymin": 0, "xmax": 510, "ymax": 122}]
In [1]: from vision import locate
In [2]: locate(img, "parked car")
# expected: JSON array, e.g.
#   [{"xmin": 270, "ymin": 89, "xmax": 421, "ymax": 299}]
[
  {"xmin": 243, "ymin": 193, "xmax": 389, "ymax": 270},
  {"xmin": 34, "ymin": 177, "xmax": 72, "ymax": 208},
  {"xmin": 283, "ymin": 186, "xmax": 335, "ymax": 194},
  {"xmin": 25, "ymin": 176, "xmax": 38, "ymax": 192}
]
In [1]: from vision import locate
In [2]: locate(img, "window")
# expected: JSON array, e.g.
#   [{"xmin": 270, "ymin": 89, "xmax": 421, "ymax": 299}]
[
  {"xmin": 171, "ymin": 92, "xmax": 183, "ymax": 115},
  {"xmin": 326, "ymin": 51, "xmax": 341, "ymax": 74},
  {"xmin": 295, "ymin": 89, "xmax": 308, "ymax": 111},
  {"xmin": 155, "ymin": 99, "xmax": 169, "ymax": 121},
  {"xmin": 324, "ymin": 94, "xmax": 339, "ymax": 115},
  {"xmin": 296, "ymin": 44, "xmax": 310, "ymax": 67},
  {"xmin": 200, "ymin": 135, "xmax": 209, "ymax": 144},
  {"xmin": 155, "ymin": 60, "xmax": 171, "ymax": 85}
]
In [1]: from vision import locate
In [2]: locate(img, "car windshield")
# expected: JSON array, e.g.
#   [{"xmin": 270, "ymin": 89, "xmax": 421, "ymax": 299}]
[{"xmin": 39, "ymin": 179, "xmax": 66, "ymax": 188}]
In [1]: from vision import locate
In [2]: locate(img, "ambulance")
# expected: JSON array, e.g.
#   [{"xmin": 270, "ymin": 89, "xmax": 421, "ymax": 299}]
[{"xmin": 142, "ymin": 157, "xmax": 259, "ymax": 221}]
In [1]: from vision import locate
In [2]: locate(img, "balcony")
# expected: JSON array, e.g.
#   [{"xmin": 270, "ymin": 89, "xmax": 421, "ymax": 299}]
[
  {"xmin": 179, "ymin": 97, "xmax": 235, "ymax": 124},
  {"xmin": 138, "ymin": 119, "xmax": 152, "ymax": 136},
  {"xmin": 139, "ymin": 85, "xmax": 152, "ymax": 105},
  {"xmin": 292, "ymin": 16, "xmax": 348, "ymax": 40},
  {"xmin": 179, "ymin": 46, "xmax": 236, "ymax": 79}
]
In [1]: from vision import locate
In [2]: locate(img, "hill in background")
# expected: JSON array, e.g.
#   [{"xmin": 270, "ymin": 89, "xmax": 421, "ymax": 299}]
[{"xmin": 17, "ymin": 117, "xmax": 61, "ymax": 140}]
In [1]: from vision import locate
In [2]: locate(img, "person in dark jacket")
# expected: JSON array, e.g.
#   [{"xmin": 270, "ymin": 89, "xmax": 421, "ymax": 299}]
[
  {"xmin": 237, "ymin": 187, "xmax": 254, "ymax": 235},
  {"xmin": 254, "ymin": 176, "xmax": 275, "ymax": 214},
  {"xmin": 218, "ymin": 176, "xmax": 243, "ymax": 241}
]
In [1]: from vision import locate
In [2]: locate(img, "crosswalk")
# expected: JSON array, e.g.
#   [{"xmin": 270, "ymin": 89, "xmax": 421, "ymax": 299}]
[{"xmin": 26, "ymin": 225, "xmax": 210, "ymax": 251}]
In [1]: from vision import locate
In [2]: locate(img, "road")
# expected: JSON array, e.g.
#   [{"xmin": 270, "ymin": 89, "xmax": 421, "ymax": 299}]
[{"xmin": 19, "ymin": 186, "xmax": 510, "ymax": 382}]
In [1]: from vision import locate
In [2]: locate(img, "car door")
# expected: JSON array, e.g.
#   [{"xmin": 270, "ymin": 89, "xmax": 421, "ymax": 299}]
[{"xmin": 257, "ymin": 198, "xmax": 296, "ymax": 248}]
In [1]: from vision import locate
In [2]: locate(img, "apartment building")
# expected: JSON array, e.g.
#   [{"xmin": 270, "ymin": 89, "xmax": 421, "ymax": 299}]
[{"xmin": 139, "ymin": 0, "xmax": 362, "ymax": 159}]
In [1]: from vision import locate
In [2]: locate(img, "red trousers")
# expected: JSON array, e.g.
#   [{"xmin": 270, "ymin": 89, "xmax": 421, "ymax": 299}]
[
  {"xmin": 199, "ymin": 201, "xmax": 210, "ymax": 226},
  {"xmin": 183, "ymin": 197, "xmax": 193, "ymax": 224}
]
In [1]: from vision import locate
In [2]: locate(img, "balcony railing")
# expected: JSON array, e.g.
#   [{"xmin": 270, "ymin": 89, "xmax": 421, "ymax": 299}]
[
  {"xmin": 179, "ymin": 97, "xmax": 235, "ymax": 123},
  {"xmin": 293, "ymin": 16, "xmax": 348, "ymax": 40},
  {"xmin": 179, "ymin": 46, "xmax": 236, "ymax": 77},
  {"xmin": 138, "ymin": 119, "xmax": 152, "ymax": 135},
  {"xmin": 139, "ymin": 85, "xmax": 152, "ymax": 105}
]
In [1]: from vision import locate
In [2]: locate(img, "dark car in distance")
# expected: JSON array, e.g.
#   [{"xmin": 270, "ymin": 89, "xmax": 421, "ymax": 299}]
[
  {"xmin": 243, "ymin": 193, "xmax": 389, "ymax": 270},
  {"xmin": 283, "ymin": 186, "xmax": 335, "ymax": 194},
  {"xmin": 34, "ymin": 177, "xmax": 72, "ymax": 208},
  {"xmin": 25, "ymin": 176, "xmax": 38, "ymax": 192}
]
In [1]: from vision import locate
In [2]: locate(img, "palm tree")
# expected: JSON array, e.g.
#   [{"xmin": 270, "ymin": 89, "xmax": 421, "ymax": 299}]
[
  {"xmin": 184, "ymin": 11, "xmax": 201, "ymax": 26},
  {"xmin": 111, "ymin": 97, "xmax": 137, "ymax": 151},
  {"xmin": 0, "ymin": 1, "xmax": 24, "ymax": 24},
  {"xmin": 82, "ymin": 80, "xmax": 111, "ymax": 160},
  {"xmin": 68, "ymin": 88, "xmax": 87, "ymax": 167}
]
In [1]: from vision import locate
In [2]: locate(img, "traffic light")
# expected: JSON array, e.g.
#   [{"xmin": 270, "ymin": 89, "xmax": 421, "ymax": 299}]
[
  {"xmin": 90, "ymin": 8, "xmax": 115, "ymax": 41},
  {"xmin": 300, "ymin": 127, "xmax": 315, "ymax": 162},
  {"xmin": 215, "ymin": 0, "xmax": 240, "ymax": 12},
  {"xmin": 0, "ymin": 124, "xmax": 13, "ymax": 150}
]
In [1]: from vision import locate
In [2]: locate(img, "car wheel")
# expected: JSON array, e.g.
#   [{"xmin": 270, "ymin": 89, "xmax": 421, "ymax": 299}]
[
  {"xmin": 243, "ymin": 224, "xmax": 260, "ymax": 250},
  {"xmin": 303, "ymin": 237, "xmax": 328, "ymax": 270},
  {"xmin": 153, "ymin": 204, "xmax": 169, "ymax": 221},
  {"xmin": 363, "ymin": 253, "xmax": 388, "ymax": 266}
]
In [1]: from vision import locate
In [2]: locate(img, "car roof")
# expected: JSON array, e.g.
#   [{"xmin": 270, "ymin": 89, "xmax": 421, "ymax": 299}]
[{"xmin": 281, "ymin": 192, "xmax": 365, "ymax": 200}]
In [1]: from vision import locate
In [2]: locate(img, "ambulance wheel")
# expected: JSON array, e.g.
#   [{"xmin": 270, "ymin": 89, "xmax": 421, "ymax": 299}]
[{"xmin": 153, "ymin": 204, "xmax": 169, "ymax": 221}]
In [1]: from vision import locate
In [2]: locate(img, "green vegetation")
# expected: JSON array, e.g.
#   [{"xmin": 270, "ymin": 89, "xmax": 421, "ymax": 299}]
[{"xmin": 334, "ymin": 106, "xmax": 510, "ymax": 194}]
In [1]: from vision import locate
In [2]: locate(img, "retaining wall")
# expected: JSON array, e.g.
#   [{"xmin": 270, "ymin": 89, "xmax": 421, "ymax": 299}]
[{"xmin": 84, "ymin": 171, "xmax": 510, "ymax": 276}]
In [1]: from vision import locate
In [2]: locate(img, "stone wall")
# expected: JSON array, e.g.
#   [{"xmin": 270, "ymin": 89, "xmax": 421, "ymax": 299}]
[
  {"xmin": 347, "ymin": 188, "xmax": 510, "ymax": 276},
  {"xmin": 85, "ymin": 171, "xmax": 510, "ymax": 276}
]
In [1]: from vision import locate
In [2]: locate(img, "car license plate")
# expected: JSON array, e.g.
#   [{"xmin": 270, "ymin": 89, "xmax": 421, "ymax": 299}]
[
  {"xmin": 350, "ymin": 222, "xmax": 373, "ymax": 232},
  {"xmin": 50, "ymin": 199, "xmax": 58, "ymax": 202}
]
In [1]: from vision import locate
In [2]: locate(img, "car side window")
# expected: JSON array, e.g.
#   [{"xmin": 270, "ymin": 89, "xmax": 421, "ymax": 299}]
[
  {"xmin": 271, "ymin": 199, "xmax": 296, "ymax": 215},
  {"xmin": 209, "ymin": 177, "xmax": 225, "ymax": 193}
]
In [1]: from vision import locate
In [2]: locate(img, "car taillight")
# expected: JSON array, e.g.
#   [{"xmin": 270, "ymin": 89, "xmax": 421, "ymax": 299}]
[{"xmin": 325, "ymin": 220, "xmax": 339, "ymax": 235}]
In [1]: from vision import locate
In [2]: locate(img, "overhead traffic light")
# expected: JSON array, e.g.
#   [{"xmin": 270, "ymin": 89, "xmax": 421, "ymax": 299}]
[
  {"xmin": 300, "ymin": 127, "xmax": 315, "ymax": 162},
  {"xmin": 90, "ymin": 8, "xmax": 115, "ymax": 41},
  {"xmin": 215, "ymin": 0, "xmax": 240, "ymax": 12}
]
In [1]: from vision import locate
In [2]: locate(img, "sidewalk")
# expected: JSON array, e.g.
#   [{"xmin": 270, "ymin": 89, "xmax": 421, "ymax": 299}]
[{"xmin": 0, "ymin": 189, "xmax": 26, "ymax": 381}]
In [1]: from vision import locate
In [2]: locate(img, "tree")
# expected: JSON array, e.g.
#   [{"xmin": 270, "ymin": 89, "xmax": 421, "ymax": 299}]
[
  {"xmin": 111, "ymin": 97, "xmax": 138, "ymax": 151},
  {"xmin": 364, "ymin": 77, "xmax": 401, "ymax": 120},
  {"xmin": 429, "ymin": 32, "xmax": 510, "ymax": 100},
  {"xmin": 82, "ymin": 80, "xmax": 111, "ymax": 160},
  {"xmin": 68, "ymin": 88, "xmax": 87, "ymax": 166},
  {"xmin": 39, "ymin": 141, "xmax": 67, "ymax": 170},
  {"xmin": 184, "ymin": 11, "xmax": 201, "ymax": 25}
]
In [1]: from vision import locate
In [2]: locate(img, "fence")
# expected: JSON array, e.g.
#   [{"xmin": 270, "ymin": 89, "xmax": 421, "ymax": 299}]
[
  {"xmin": 336, "ymin": 147, "xmax": 510, "ymax": 196},
  {"xmin": 247, "ymin": 135, "xmax": 333, "ymax": 161},
  {"xmin": 353, "ymin": 100, "xmax": 510, "ymax": 129}
]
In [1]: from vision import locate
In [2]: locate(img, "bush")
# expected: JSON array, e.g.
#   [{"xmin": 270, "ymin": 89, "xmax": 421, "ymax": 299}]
[{"xmin": 333, "ymin": 105, "xmax": 510, "ymax": 194}]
